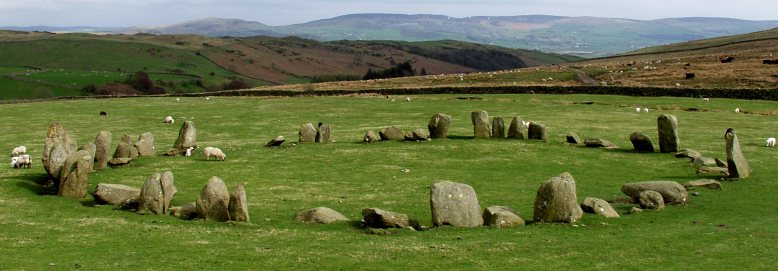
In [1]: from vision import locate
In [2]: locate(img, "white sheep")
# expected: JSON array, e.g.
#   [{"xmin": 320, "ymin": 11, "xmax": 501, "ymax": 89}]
[
  {"xmin": 185, "ymin": 146, "xmax": 194, "ymax": 157},
  {"xmin": 635, "ymin": 107, "xmax": 641, "ymax": 112},
  {"xmin": 163, "ymin": 116, "xmax": 175, "ymax": 124},
  {"xmin": 767, "ymin": 137, "xmax": 776, "ymax": 147},
  {"xmin": 735, "ymin": 108, "xmax": 741, "ymax": 113},
  {"xmin": 11, "ymin": 154, "xmax": 31, "ymax": 169},
  {"xmin": 643, "ymin": 108, "xmax": 649, "ymax": 113},
  {"xmin": 702, "ymin": 98, "xmax": 710, "ymax": 102},
  {"xmin": 203, "ymin": 147, "xmax": 226, "ymax": 161},
  {"xmin": 11, "ymin": 145, "xmax": 26, "ymax": 156},
  {"xmin": 405, "ymin": 97, "xmax": 411, "ymax": 102},
  {"xmin": 521, "ymin": 120, "xmax": 530, "ymax": 128}
]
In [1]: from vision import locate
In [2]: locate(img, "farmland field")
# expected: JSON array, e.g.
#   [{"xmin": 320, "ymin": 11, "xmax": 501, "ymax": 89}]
[{"xmin": 1, "ymin": 94, "xmax": 777, "ymax": 270}]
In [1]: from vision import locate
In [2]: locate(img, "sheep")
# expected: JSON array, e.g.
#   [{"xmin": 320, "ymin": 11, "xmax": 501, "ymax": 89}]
[
  {"xmin": 702, "ymin": 97, "xmax": 710, "ymax": 102},
  {"xmin": 11, "ymin": 154, "xmax": 31, "ymax": 169},
  {"xmin": 163, "ymin": 116, "xmax": 175, "ymax": 124},
  {"xmin": 635, "ymin": 107, "xmax": 641, "ymax": 112},
  {"xmin": 405, "ymin": 97, "xmax": 411, "ymax": 102},
  {"xmin": 521, "ymin": 120, "xmax": 530, "ymax": 128},
  {"xmin": 184, "ymin": 146, "xmax": 194, "ymax": 157},
  {"xmin": 735, "ymin": 108, "xmax": 741, "ymax": 113},
  {"xmin": 643, "ymin": 108, "xmax": 649, "ymax": 113},
  {"xmin": 11, "ymin": 145, "xmax": 26, "ymax": 156},
  {"xmin": 203, "ymin": 147, "xmax": 226, "ymax": 161},
  {"xmin": 767, "ymin": 137, "xmax": 776, "ymax": 147}
]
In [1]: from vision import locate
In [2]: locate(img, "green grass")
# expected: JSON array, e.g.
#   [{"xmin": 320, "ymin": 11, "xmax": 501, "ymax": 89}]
[{"xmin": 1, "ymin": 94, "xmax": 777, "ymax": 270}]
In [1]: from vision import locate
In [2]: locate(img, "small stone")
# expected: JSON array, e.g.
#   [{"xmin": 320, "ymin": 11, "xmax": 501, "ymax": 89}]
[
  {"xmin": 265, "ymin": 136, "xmax": 286, "ymax": 147},
  {"xmin": 363, "ymin": 131, "xmax": 379, "ymax": 143}
]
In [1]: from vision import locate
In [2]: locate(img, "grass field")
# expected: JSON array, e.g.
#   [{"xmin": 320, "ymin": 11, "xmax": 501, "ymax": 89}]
[{"xmin": 1, "ymin": 94, "xmax": 778, "ymax": 270}]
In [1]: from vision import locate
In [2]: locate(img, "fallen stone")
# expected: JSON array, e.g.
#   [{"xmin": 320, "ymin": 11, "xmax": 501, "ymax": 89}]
[
  {"xmin": 715, "ymin": 158, "xmax": 726, "ymax": 167},
  {"xmin": 108, "ymin": 158, "xmax": 133, "ymax": 167},
  {"xmin": 170, "ymin": 202, "xmax": 198, "ymax": 220},
  {"xmin": 362, "ymin": 208, "xmax": 410, "ymax": 228},
  {"xmin": 533, "ymin": 172, "xmax": 583, "ymax": 223},
  {"xmin": 692, "ymin": 156, "xmax": 718, "ymax": 168},
  {"xmin": 580, "ymin": 197, "xmax": 620, "ymax": 218},
  {"xmin": 675, "ymin": 148, "xmax": 702, "ymax": 159},
  {"xmin": 265, "ymin": 136, "xmax": 286, "ymax": 147},
  {"xmin": 430, "ymin": 181, "xmax": 483, "ymax": 227},
  {"xmin": 93, "ymin": 183, "xmax": 140, "ymax": 205},
  {"xmin": 638, "ymin": 190, "xmax": 665, "ymax": 210},
  {"xmin": 621, "ymin": 181, "xmax": 687, "ymax": 205},
  {"xmin": 363, "ymin": 131, "xmax": 379, "ymax": 143},
  {"xmin": 629, "ymin": 132, "xmax": 654, "ymax": 152},
  {"xmin": 404, "ymin": 128, "xmax": 430, "ymax": 141},
  {"xmin": 379, "ymin": 126, "xmax": 405, "ymax": 141},
  {"xmin": 696, "ymin": 166, "xmax": 729, "ymax": 177},
  {"xmin": 294, "ymin": 207, "xmax": 350, "ymax": 224},
  {"xmin": 630, "ymin": 207, "xmax": 643, "ymax": 214},
  {"xmin": 683, "ymin": 179, "xmax": 722, "ymax": 190},
  {"xmin": 584, "ymin": 138, "xmax": 618, "ymax": 149},
  {"xmin": 482, "ymin": 206, "xmax": 525, "ymax": 227}
]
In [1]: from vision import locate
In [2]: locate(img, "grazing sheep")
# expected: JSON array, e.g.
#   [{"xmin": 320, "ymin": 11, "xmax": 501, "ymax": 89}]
[
  {"xmin": 203, "ymin": 147, "xmax": 226, "ymax": 161},
  {"xmin": 185, "ymin": 146, "xmax": 194, "ymax": 157},
  {"xmin": 405, "ymin": 97, "xmax": 411, "ymax": 102},
  {"xmin": 735, "ymin": 108, "xmax": 741, "ymax": 113},
  {"xmin": 11, "ymin": 154, "xmax": 31, "ymax": 169},
  {"xmin": 11, "ymin": 146, "xmax": 26, "ymax": 156},
  {"xmin": 643, "ymin": 108, "xmax": 649, "ymax": 113},
  {"xmin": 767, "ymin": 137, "xmax": 776, "ymax": 147},
  {"xmin": 521, "ymin": 121, "xmax": 530, "ymax": 128},
  {"xmin": 176, "ymin": 98, "xmax": 180, "ymax": 101},
  {"xmin": 702, "ymin": 97, "xmax": 710, "ymax": 102},
  {"xmin": 163, "ymin": 116, "xmax": 175, "ymax": 124},
  {"xmin": 635, "ymin": 107, "xmax": 641, "ymax": 112}
]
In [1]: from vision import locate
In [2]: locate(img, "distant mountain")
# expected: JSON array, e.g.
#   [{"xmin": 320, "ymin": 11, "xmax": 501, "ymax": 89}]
[{"xmin": 122, "ymin": 14, "xmax": 778, "ymax": 57}]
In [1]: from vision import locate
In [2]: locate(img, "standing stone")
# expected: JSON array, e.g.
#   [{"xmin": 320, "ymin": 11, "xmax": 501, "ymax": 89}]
[
  {"xmin": 196, "ymin": 176, "xmax": 231, "ymax": 222},
  {"xmin": 78, "ymin": 143, "xmax": 96, "ymax": 172},
  {"xmin": 491, "ymin": 117, "xmax": 505, "ymax": 138},
  {"xmin": 566, "ymin": 132, "xmax": 582, "ymax": 144},
  {"xmin": 138, "ymin": 173, "xmax": 164, "ymax": 214},
  {"xmin": 528, "ymin": 122, "xmax": 548, "ymax": 141},
  {"xmin": 93, "ymin": 183, "xmax": 140, "ymax": 206},
  {"xmin": 94, "ymin": 131, "xmax": 112, "ymax": 170},
  {"xmin": 533, "ymin": 172, "xmax": 583, "ymax": 223},
  {"xmin": 621, "ymin": 181, "xmax": 687, "ymax": 204},
  {"xmin": 482, "ymin": 206, "xmax": 525, "ymax": 227},
  {"xmin": 172, "ymin": 121, "xmax": 197, "ymax": 153},
  {"xmin": 507, "ymin": 117, "xmax": 526, "ymax": 139},
  {"xmin": 42, "ymin": 122, "xmax": 77, "ymax": 180},
  {"xmin": 471, "ymin": 110, "xmax": 491, "ymax": 138},
  {"xmin": 379, "ymin": 126, "xmax": 405, "ymax": 141},
  {"xmin": 630, "ymin": 132, "xmax": 655, "ymax": 152},
  {"xmin": 298, "ymin": 123, "xmax": 317, "ymax": 143},
  {"xmin": 295, "ymin": 207, "xmax": 349, "ymax": 224},
  {"xmin": 265, "ymin": 136, "xmax": 286, "ymax": 147},
  {"xmin": 58, "ymin": 150, "xmax": 91, "ymax": 198},
  {"xmin": 657, "ymin": 114, "xmax": 680, "ymax": 152},
  {"xmin": 228, "ymin": 183, "xmax": 250, "ymax": 223},
  {"xmin": 725, "ymin": 128, "xmax": 750, "ymax": 179},
  {"xmin": 362, "ymin": 208, "xmax": 410, "ymax": 228},
  {"xmin": 638, "ymin": 190, "xmax": 665, "ymax": 210},
  {"xmin": 113, "ymin": 142, "xmax": 133, "ymax": 159},
  {"xmin": 315, "ymin": 123, "xmax": 331, "ymax": 143},
  {"xmin": 363, "ymin": 131, "xmax": 379, "ymax": 143},
  {"xmin": 119, "ymin": 134, "xmax": 139, "ymax": 159},
  {"xmin": 160, "ymin": 171, "xmax": 177, "ymax": 214},
  {"xmin": 135, "ymin": 132, "xmax": 156, "ymax": 157},
  {"xmin": 428, "ymin": 113, "xmax": 451, "ymax": 139},
  {"xmin": 430, "ymin": 181, "xmax": 483, "ymax": 227},
  {"xmin": 580, "ymin": 197, "xmax": 620, "ymax": 218}
]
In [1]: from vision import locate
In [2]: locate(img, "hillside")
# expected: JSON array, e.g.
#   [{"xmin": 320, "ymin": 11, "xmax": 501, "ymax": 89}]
[
  {"xmin": 127, "ymin": 14, "xmax": 778, "ymax": 57},
  {"xmin": 0, "ymin": 31, "xmax": 577, "ymax": 99}
]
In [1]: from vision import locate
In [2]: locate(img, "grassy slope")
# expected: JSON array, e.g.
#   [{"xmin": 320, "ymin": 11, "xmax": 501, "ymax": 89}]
[{"xmin": 1, "ymin": 95, "xmax": 777, "ymax": 269}]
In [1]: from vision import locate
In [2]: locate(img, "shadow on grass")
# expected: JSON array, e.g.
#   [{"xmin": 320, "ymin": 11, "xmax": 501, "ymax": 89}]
[{"xmin": 12, "ymin": 172, "xmax": 54, "ymax": 195}]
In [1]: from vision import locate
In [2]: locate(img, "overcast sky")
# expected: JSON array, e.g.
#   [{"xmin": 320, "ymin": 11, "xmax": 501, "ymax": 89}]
[{"xmin": 1, "ymin": 0, "xmax": 776, "ymax": 27}]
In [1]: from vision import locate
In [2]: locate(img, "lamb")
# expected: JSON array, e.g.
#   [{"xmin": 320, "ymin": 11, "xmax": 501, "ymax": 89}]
[
  {"xmin": 767, "ymin": 137, "xmax": 776, "ymax": 147},
  {"xmin": 203, "ymin": 147, "xmax": 226, "ymax": 161},
  {"xmin": 185, "ymin": 146, "xmax": 194, "ymax": 157},
  {"xmin": 163, "ymin": 116, "xmax": 175, "ymax": 124},
  {"xmin": 11, "ymin": 145, "xmax": 26, "ymax": 156},
  {"xmin": 11, "ymin": 154, "xmax": 31, "ymax": 169}
]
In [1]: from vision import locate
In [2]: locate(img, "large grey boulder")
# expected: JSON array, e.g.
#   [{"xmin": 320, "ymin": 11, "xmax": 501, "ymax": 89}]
[
  {"xmin": 228, "ymin": 183, "xmax": 250, "ymax": 223},
  {"xmin": 638, "ymin": 190, "xmax": 665, "ymax": 210},
  {"xmin": 630, "ymin": 132, "xmax": 655, "ymax": 152},
  {"xmin": 93, "ymin": 131, "xmax": 112, "ymax": 170},
  {"xmin": 507, "ymin": 117, "xmax": 526, "ymax": 139},
  {"xmin": 528, "ymin": 122, "xmax": 548, "ymax": 141},
  {"xmin": 428, "ymin": 113, "xmax": 452, "ymax": 139},
  {"xmin": 482, "ymin": 206, "xmax": 525, "ymax": 227},
  {"xmin": 363, "ymin": 131, "xmax": 379, "ymax": 143},
  {"xmin": 93, "ymin": 183, "xmax": 140, "ymax": 205},
  {"xmin": 58, "ymin": 150, "xmax": 92, "ymax": 199},
  {"xmin": 621, "ymin": 181, "xmax": 687, "ymax": 205},
  {"xmin": 657, "ymin": 114, "xmax": 680, "ymax": 152},
  {"xmin": 405, "ymin": 128, "xmax": 430, "ymax": 141},
  {"xmin": 471, "ymin": 110, "xmax": 491, "ymax": 138},
  {"xmin": 295, "ymin": 207, "xmax": 349, "ymax": 224},
  {"xmin": 533, "ymin": 172, "xmax": 583, "ymax": 223},
  {"xmin": 196, "ymin": 176, "xmax": 231, "ymax": 222},
  {"xmin": 430, "ymin": 181, "xmax": 483, "ymax": 227},
  {"xmin": 42, "ymin": 122, "xmax": 77, "ymax": 180},
  {"xmin": 78, "ymin": 143, "xmax": 96, "ymax": 172},
  {"xmin": 135, "ymin": 132, "xmax": 156, "ymax": 157},
  {"xmin": 580, "ymin": 197, "xmax": 620, "ymax": 218},
  {"xmin": 362, "ymin": 208, "xmax": 410, "ymax": 228},
  {"xmin": 315, "ymin": 123, "xmax": 331, "ymax": 143},
  {"xmin": 725, "ymin": 128, "xmax": 750, "ymax": 179},
  {"xmin": 172, "ymin": 121, "xmax": 197, "ymax": 153},
  {"xmin": 298, "ymin": 123, "xmax": 317, "ymax": 143},
  {"xmin": 491, "ymin": 117, "xmax": 505, "ymax": 138}
]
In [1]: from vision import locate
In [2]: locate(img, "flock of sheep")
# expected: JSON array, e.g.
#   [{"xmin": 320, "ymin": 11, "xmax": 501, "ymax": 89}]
[{"xmin": 10, "ymin": 145, "xmax": 30, "ymax": 168}]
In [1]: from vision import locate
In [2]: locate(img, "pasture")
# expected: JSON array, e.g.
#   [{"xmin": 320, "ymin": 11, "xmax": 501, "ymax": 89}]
[{"xmin": 1, "ymin": 94, "xmax": 777, "ymax": 270}]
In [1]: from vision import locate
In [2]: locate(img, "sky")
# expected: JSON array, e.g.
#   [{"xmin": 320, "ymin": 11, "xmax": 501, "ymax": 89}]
[{"xmin": 0, "ymin": 0, "xmax": 776, "ymax": 27}]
